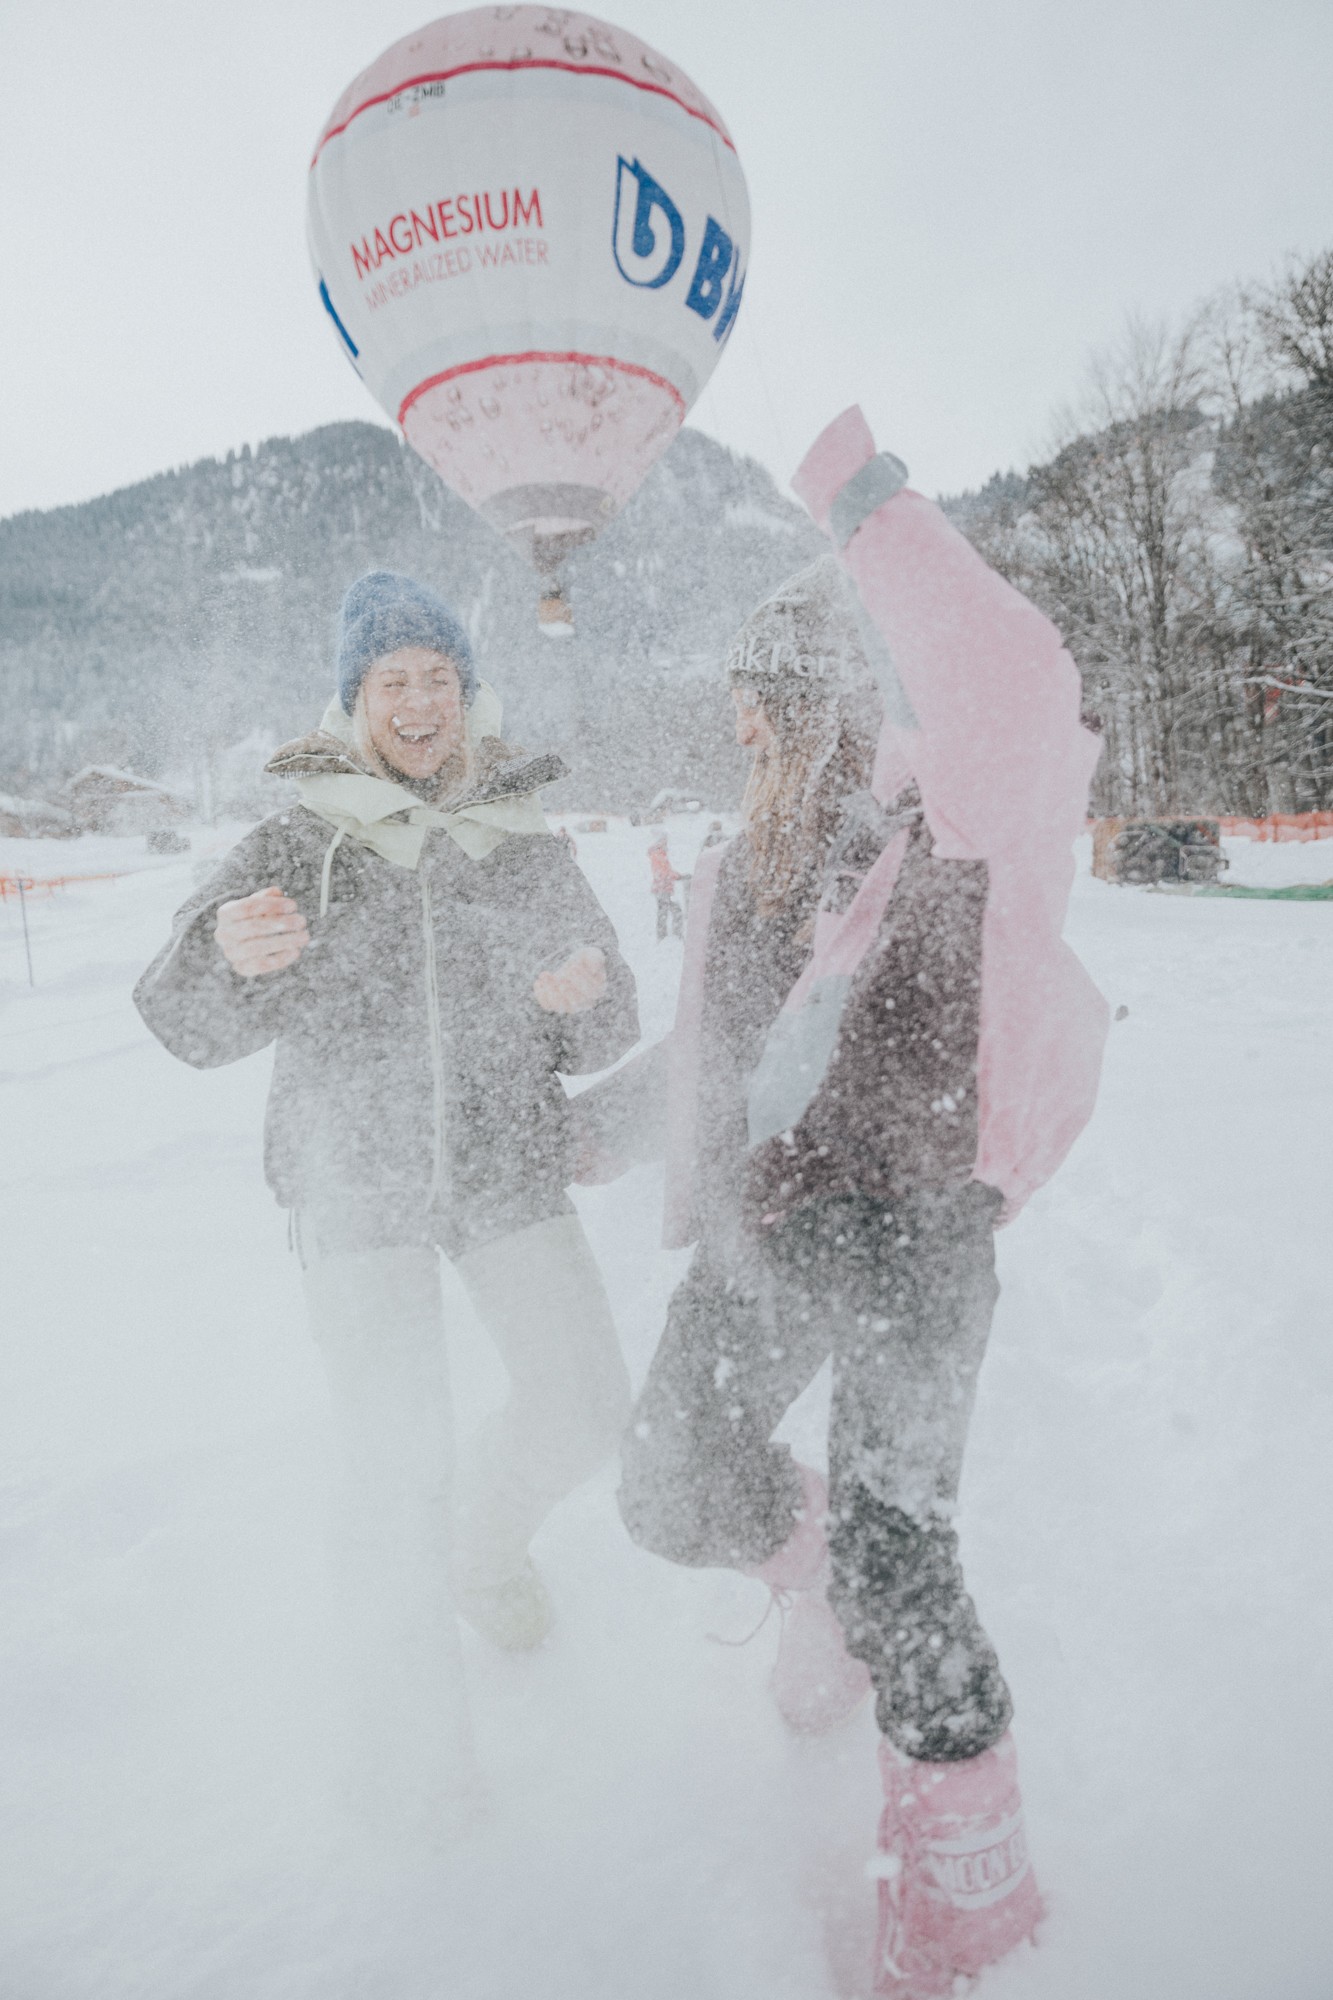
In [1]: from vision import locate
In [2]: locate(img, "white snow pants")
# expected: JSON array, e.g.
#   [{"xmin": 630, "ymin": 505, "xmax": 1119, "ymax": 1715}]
[
  {"xmin": 303, "ymin": 1210, "xmax": 630, "ymax": 1780},
  {"xmin": 448, "ymin": 1213, "xmax": 633, "ymax": 1592},
  {"xmin": 304, "ymin": 1239, "xmax": 474, "ymax": 1823}
]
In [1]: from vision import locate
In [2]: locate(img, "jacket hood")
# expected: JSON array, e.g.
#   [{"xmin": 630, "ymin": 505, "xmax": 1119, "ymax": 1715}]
[{"xmin": 264, "ymin": 682, "xmax": 566, "ymax": 808}]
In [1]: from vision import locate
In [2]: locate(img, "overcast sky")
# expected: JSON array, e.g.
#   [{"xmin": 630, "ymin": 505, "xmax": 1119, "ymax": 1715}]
[{"xmin": 3, "ymin": 0, "xmax": 1330, "ymax": 520}]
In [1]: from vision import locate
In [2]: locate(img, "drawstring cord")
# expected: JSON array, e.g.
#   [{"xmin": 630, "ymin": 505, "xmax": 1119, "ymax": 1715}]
[
  {"xmin": 318, "ymin": 825, "xmax": 348, "ymax": 916},
  {"xmin": 872, "ymin": 1819, "xmax": 914, "ymax": 1980},
  {"xmin": 421, "ymin": 873, "xmax": 448, "ymax": 1205},
  {"xmin": 870, "ymin": 1775, "xmax": 925, "ymax": 1982},
  {"xmin": 706, "ymin": 1585, "xmax": 792, "ymax": 1648}
]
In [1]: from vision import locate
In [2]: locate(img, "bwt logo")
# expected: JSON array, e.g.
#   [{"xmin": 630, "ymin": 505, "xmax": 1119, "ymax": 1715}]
[{"xmin": 612, "ymin": 157, "xmax": 745, "ymax": 343}]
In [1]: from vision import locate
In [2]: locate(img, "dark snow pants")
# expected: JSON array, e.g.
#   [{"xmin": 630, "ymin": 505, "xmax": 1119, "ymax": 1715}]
[{"xmin": 619, "ymin": 1187, "xmax": 1013, "ymax": 1761}]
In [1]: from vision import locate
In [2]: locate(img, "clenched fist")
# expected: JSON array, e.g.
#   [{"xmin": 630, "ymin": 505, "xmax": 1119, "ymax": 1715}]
[
  {"xmin": 532, "ymin": 945, "xmax": 607, "ymax": 1015},
  {"xmin": 216, "ymin": 885, "xmax": 311, "ymax": 979}
]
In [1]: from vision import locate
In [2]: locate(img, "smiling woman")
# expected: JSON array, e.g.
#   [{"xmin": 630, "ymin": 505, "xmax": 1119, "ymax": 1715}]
[
  {"xmin": 337, "ymin": 569, "xmax": 476, "ymax": 731},
  {"xmin": 132, "ymin": 564, "xmax": 640, "ymax": 1822}
]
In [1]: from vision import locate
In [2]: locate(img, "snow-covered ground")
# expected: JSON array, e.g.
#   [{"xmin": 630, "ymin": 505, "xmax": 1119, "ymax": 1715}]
[
  {"xmin": 1221, "ymin": 834, "xmax": 1333, "ymax": 888},
  {"xmin": 2, "ymin": 819, "xmax": 1331, "ymax": 2000}
]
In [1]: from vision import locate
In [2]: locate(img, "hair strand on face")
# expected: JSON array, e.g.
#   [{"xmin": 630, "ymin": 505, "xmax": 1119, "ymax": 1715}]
[{"xmin": 741, "ymin": 681, "xmax": 876, "ymax": 915}]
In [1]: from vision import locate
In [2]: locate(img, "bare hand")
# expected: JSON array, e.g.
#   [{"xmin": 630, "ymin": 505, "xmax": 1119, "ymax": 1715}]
[
  {"xmin": 533, "ymin": 945, "xmax": 607, "ymax": 1015},
  {"xmin": 215, "ymin": 885, "xmax": 310, "ymax": 979}
]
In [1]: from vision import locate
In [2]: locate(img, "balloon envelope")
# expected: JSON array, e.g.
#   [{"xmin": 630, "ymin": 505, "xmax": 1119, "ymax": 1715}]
[{"xmin": 307, "ymin": 6, "xmax": 750, "ymax": 575}]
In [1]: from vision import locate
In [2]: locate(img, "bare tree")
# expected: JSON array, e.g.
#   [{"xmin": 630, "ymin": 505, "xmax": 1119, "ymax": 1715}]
[
  {"xmin": 1250, "ymin": 248, "xmax": 1333, "ymax": 394},
  {"xmin": 1213, "ymin": 253, "xmax": 1333, "ymax": 808},
  {"xmin": 977, "ymin": 319, "xmax": 1224, "ymax": 813},
  {"xmin": 952, "ymin": 252, "xmax": 1333, "ymax": 816}
]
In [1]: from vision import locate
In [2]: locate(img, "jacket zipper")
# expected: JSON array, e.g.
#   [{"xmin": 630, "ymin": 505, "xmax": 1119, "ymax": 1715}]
[{"xmin": 420, "ymin": 872, "xmax": 448, "ymax": 1204}]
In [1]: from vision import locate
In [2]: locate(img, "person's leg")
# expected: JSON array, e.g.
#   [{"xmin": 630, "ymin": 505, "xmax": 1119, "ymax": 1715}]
[
  {"xmin": 655, "ymin": 894, "xmax": 669, "ymax": 941},
  {"xmin": 772, "ymin": 1191, "xmax": 1040, "ymax": 1993},
  {"xmin": 773, "ymin": 1189, "xmax": 1011, "ymax": 1760},
  {"xmin": 302, "ymin": 1233, "xmax": 476, "ymax": 1823},
  {"xmin": 451, "ymin": 1211, "xmax": 632, "ymax": 1639},
  {"xmin": 306, "ymin": 1243, "xmax": 452, "ymax": 1510},
  {"xmin": 618, "ymin": 1240, "xmax": 827, "ymax": 1571}
]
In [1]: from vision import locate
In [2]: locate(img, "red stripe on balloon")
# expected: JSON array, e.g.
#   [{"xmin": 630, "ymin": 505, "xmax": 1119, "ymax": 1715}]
[
  {"xmin": 397, "ymin": 351, "xmax": 687, "ymax": 427},
  {"xmin": 311, "ymin": 60, "xmax": 736, "ymax": 167}
]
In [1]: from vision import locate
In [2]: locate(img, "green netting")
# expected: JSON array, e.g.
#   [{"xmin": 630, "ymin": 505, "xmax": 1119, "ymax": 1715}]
[{"xmin": 1196, "ymin": 883, "xmax": 1333, "ymax": 901}]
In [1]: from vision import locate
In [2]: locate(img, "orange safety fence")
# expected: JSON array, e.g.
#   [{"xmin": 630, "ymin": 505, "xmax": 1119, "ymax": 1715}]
[
  {"xmin": 1215, "ymin": 813, "xmax": 1333, "ymax": 843},
  {"xmin": 1088, "ymin": 813, "xmax": 1333, "ymax": 844},
  {"xmin": 0, "ymin": 871, "xmax": 128, "ymax": 900}
]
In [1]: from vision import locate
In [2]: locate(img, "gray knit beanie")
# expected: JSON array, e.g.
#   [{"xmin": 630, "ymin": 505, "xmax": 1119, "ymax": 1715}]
[{"xmin": 724, "ymin": 556, "xmax": 872, "ymax": 693}]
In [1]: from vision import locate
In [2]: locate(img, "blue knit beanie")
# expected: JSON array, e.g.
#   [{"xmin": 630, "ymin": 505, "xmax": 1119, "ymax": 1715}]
[{"xmin": 337, "ymin": 570, "xmax": 476, "ymax": 714}]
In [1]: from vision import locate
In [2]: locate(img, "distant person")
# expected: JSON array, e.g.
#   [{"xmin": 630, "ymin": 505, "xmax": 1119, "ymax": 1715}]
[
  {"xmin": 135, "ymin": 571, "xmax": 639, "ymax": 1824},
  {"xmin": 647, "ymin": 831, "xmax": 684, "ymax": 941}
]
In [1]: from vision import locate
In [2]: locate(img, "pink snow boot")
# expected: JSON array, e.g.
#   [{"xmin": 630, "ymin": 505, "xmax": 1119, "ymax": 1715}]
[
  {"xmin": 747, "ymin": 1465, "xmax": 871, "ymax": 1734},
  {"xmin": 872, "ymin": 1732, "xmax": 1044, "ymax": 1997}
]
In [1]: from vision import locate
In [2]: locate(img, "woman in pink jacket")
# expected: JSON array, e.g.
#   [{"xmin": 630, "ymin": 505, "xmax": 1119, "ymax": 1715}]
[{"xmin": 619, "ymin": 410, "xmax": 1107, "ymax": 1998}]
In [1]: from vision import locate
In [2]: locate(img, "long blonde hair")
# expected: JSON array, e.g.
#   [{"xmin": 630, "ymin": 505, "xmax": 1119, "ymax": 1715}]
[
  {"xmin": 728, "ymin": 555, "xmax": 880, "ymax": 915},
  {"xmin": 742, "ymin": 681, "xmax": 876, "ymax": 916}
]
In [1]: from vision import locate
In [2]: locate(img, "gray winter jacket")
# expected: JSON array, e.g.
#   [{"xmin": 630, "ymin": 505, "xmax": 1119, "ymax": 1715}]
[{"xmin": 134, "ymin": 745, "xmax": 639, "ymax": 1257}]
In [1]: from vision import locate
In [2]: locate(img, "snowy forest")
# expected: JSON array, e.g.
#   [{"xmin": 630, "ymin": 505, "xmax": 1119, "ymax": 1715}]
[
  {"xmin": 951, "ymin": 247, "xmax": 1333, "ymax": 817},
  {"xmin": 2, "ymin": 245, "xmax": 1330, "ymax": 820}
]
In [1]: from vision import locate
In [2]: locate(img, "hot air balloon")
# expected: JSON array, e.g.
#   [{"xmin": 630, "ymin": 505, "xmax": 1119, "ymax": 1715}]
[{"xmin": 307, "ymin": 6, "xmax": 750, "ymax": 634}]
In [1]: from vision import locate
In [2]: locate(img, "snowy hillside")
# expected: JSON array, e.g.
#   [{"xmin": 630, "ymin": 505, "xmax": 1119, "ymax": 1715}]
[
  {"xmin": 1, "ymin": 824, "xmax": 1331, "ymax": 2000},
  {"xmin": 0, "ymin": 423, "xmax": 822, "ymax": 813}
]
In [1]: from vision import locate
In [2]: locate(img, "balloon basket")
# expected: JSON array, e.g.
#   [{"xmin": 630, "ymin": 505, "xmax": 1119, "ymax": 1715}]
[{"xmin": 537, "ymin": 589, "xmax": 575, "ymax": 640}]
